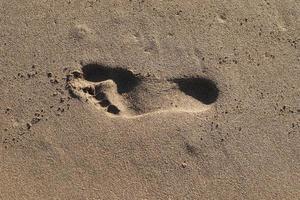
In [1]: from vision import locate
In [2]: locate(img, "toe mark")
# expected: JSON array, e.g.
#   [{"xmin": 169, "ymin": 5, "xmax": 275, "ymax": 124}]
[
  {"xmin": 95, "ymin": 91, "xmax": 106, "ymax": 101},
  {"xmin": 107, "ymin": 105, "xmax": 120, "ymax": 115},
  {"xmin": 82, "ymin": 86, "xmax": 95, "ymax": 96},
  {"xmin": 99, "ymin": 100, "xmax": 111, "ymax": 107}
]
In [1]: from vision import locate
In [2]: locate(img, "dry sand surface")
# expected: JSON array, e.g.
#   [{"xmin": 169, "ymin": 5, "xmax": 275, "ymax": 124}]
[{"xmin": 0, "ymin": 0, "xmax": 299, "ymax": 199}]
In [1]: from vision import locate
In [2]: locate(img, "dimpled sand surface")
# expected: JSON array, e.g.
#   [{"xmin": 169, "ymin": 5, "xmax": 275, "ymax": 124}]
[{"xmin": 0, "ymin": 1, "xmax": 299, "ymax": 199}]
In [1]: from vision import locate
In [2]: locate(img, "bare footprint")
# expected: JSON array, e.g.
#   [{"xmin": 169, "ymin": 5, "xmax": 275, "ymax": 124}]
[{"xmin": 66, "ymin": 64, "xmax": 219, "ymax": 118}]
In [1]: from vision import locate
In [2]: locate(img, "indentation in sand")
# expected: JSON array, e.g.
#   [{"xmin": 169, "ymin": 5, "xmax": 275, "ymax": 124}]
[{"xmin": 66, "ymin": 64, "xmax": 219, "ymax": 118}]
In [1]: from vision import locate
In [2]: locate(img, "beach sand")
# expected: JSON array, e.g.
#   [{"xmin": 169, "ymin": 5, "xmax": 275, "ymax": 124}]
[{"xmin": 0, "ymin": 0, "xmax": 299, "ymax": 199}]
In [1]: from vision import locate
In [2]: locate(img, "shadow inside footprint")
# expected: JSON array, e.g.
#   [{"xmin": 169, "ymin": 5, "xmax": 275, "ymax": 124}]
[
  {"xmin": 107, "ymin": 105, "xmax": 121, "ymax": 114},
  {"xmin": 82, "ymin": 64, "xmax": 141, "ymax": 94},
  {"xmin": 173, "ymin": 77, "xmax": 219, "ymax": 105}
]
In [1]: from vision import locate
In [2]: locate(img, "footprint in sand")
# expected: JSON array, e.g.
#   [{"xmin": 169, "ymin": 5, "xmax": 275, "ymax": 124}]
[{"xmin": 66, "ymin": 64, "xmax": 219, "ymax": 118}]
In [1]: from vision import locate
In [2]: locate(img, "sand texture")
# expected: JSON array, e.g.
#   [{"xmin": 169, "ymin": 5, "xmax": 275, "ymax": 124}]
[{"xmin": 0, "ymin": 0, "xmax": 299, "ymax": 199}]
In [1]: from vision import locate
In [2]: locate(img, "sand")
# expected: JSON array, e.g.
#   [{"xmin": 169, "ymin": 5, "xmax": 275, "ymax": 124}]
[{"xmin": 0, "ymin": 0, "xmax": 299, "ymax": 199}]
